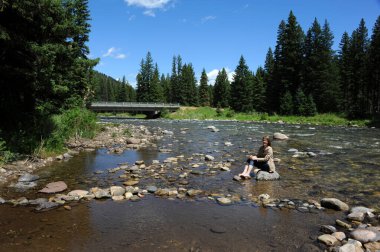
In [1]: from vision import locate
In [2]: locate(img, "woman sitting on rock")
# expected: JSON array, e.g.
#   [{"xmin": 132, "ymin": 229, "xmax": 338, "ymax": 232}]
[{"xmin": 239, "ymin": 135, "xmax": 276, "ymax": 179}]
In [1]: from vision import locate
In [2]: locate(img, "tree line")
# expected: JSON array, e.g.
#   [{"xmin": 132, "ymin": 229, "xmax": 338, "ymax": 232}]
[{"xmin": 132, "ymin": 11, "xmax": 380, "ymax": 120}]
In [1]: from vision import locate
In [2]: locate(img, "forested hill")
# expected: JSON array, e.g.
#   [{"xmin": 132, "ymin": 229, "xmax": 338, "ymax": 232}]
[{"xmin": 92, "ymin": 71, "xmax": 136, "ymax": 102}]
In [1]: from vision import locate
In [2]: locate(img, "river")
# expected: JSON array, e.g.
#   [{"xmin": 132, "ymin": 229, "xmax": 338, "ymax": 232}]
[{"xmin": 0, "ymin": 119, "xmax": 379, "ymax": 251}]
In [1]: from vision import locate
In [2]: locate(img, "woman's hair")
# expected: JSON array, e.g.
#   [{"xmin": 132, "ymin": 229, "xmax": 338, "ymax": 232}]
[{"xmin": 263, "ymin": 135, "xmax": 271, "ymax": 146}]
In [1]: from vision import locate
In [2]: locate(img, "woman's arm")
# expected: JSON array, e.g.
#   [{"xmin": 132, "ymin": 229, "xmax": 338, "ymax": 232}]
[{"xmin": 255, "ymin": 147, "xmax": 273, "ymax": 162}]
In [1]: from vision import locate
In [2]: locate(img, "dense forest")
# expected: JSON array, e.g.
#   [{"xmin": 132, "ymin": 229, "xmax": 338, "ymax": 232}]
[
  {"xmin": 131, "ymin": 12, "xmax": 380, "ymax": 120},
  {"xmin": 0, "ymin": 1, "xmax": 379, "ymax": 155}
]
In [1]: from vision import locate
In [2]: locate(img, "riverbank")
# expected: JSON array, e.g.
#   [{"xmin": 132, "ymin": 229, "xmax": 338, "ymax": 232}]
[{"xmin": 163, "ymin": 106, "xmax": 370, "ymax": 127}]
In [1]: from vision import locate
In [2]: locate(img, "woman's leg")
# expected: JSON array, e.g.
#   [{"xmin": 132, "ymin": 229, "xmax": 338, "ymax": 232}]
[
  {"xmin": 243, "ymin": 160, "xmax": 254, "ymax": 178},
  {"xmin": 239, "ymin": 164, "xmax": 249, "ymax": 177}
]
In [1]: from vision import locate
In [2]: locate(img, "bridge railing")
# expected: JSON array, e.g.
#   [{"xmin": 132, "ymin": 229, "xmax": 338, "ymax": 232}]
[{"xmin": 90, "ymin": 102, "xmax": 180, "ymax": 108}]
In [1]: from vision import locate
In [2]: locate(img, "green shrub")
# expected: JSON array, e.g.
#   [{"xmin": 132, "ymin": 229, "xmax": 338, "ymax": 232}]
[
  {"xmin": 46, "ymin": 108, "xmax": 98, "ymax": 151},
  {"xmin": 260, "ymin": 113, "xmax": 269, "ymax": 121}
]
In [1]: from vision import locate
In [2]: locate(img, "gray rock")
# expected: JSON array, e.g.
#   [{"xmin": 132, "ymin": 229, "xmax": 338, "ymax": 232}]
[
  {"xmin": 364, "ymin": 242, "xmax": 380, "ymax": 252},
  {"xmin": 217, "ymin": 197, "xmax": 232, "ymax": 205},
  {"xmin": 146, "ymin": 186, "xmax": 157, "ymax": 193},
  {"xmin": 124, "ymin": 192, "xmax": 133, "ymax": 199},
  {"xmin": 307, "ymin": 152, "xmax": 317, "ymax": 157},
  {"xmin": 0, "ymin": 197, "xmax": 5, "ymax": 204},
  {"xmin": 350, "ymin": 229, "xmax": 378, "ymax": 243},
  {"xmin": 318, "ymin": 234, "xmax": 339, "ymax": 246},
  {"xmin": 35, "ymin": 202, "xmax": 60, "ymax": 211},
  {"xmin": 350, "ymin": 206, "xmax": 375, "ymax": 214},
  {"xmin": 68, "ymin": 190, "xmax": 89, "ymax": 198},
  {"xmin": 63, "ymin": 153, "xmax": 73, "ymax": 159},
  {"xmin": 347, "ymin": 212, "xmax": 365, "ymax": 222},
  {"xmin": 190, "ymin": 170, "xmax": 203, "ymax": 175},
  {"xmin": 112, "ymin": 195, "xmax": 124, "ymax": 201},
  {"xmin": 332, "ymin": 231, "xmax": 346, "ymax": 241},
  {"xmin": 256, "ymin": 171, "xmax": 280, "ymax": 181},
  {"xmin": 18, "ymin": 173, "xmax": 39, "ymax": 182},
  {"xmin": 288, "ymin": 148, "xmax": 298, "ymax": 152},
  {"xmin": 336, "ymin": 219, "xmax": 352, "ymax": 229},
  {"xmin": 338, "ymin": 244, "xmax": 358, "ymax": 252},
  {"xmin": 126, "ymin": 138, "xmax": 141, "ymax": 144},
  {"xmin": 162, "ymin": 130, "xmax": 174, "ymax": 135},
  {"xmin": 29, "ymin": 198, "xmax": 48, "ymax": 205},
  {"xmin": 155, "ymin": 188, "xmax": 170, "ymax": 196},
  {"xmin": 273, "ymin": 132, "xmax": 288, "ymax": 140},
  {"xmin": 13, "ymin": 181, "xmax": 38, "ymax": 190},
  {"xmin": 92, "ymin": 188, "xmax": 111, "ymax": 199},
  {"xmin": 130, "ymin": 195, "xmax": 140, "ymax": 201},
  {"xmin": 110, "ymin": 186, "xmax": 125, "ymax": 196},
  {"xmin": 205, "ymin": 155, "xmax": 215, "ymax": 161},
  {"xmin": 187, "ymin": 189, "xmax": 202, "ymax": 197},
  {"xmin": 321, "ymin": 198, "xmax": 349, "ymax": 211},
  {"xmin": 320, "ymin": 225, "xmax": 337, "ymax": 234}
]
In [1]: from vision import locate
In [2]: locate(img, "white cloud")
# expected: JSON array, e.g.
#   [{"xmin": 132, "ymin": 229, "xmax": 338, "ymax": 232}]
[
  {"xmin": 125, "ymin": 0, "xmax": 173, "ymax": 17},
  {"xmin": 102, "ymin": 47, "xmax": 116, "ymax": 57},
  {"xmin": 102, "ymin": 47, "xmax": 127, "ymax": 60},
  {"xmin": 129, "ymin": 14, "xmax": 136, "ymax": 21},
  {"xmin": 143, "ymin": 9, "xmax": 156, "ymax": 17},
  {"xmin": 125, "ymin": 0, "xmax": 172, "ymax": 9},
  {"xmin": 201, "ymin": 15, "xmax": 216, "ymax": 23},
  {"xmin": 207, "ymin": 68, "xmax": 235, "ymax": 84}
]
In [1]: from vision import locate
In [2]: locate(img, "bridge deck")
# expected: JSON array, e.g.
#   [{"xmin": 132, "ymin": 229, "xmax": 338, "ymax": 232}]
[{"xmin": 89, "ymin": 102, "xmax": 180, "ymax": 112}]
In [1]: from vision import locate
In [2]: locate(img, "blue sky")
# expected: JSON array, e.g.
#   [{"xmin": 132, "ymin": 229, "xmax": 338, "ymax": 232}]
[{"xmin": 88, "ymin": 0, "xmax": 380, "ymax": 86}]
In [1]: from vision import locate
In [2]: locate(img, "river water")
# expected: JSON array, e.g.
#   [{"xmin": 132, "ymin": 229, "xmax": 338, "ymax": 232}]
[{"xmin": 0, "ymin": 119, "xmax": 379, "ymax": 251}]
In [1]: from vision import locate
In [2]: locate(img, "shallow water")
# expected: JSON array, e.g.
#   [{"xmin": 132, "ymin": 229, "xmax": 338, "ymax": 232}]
[{"xmin": 0, "ymin": 119, "xmax": 379, "ymax": 251}]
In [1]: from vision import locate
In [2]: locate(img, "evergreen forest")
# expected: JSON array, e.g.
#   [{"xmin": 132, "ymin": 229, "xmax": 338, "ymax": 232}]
[{"xmin": 0, "ymin": 1, "xmax": 379, "ymax": 156}]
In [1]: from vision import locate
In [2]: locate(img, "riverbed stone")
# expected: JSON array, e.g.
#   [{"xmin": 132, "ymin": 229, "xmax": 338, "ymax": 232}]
[
  {"xmin": 124, "ymin": 192, "xmax": 133, "ymax": 199},
  {"xmin": 256, "ymin": 171, "xmax": 280, "ymax": 181},
  {"xmin": 68, "ymin": 190, "xmax": 89, "ymax": 198},
  {"xmin": 364, "ymin": 241, "xmax": 380, "ymax": 252},
  {"xmin": 336, "ymin": 219, "xmax": 352, "ymax": 229},
  {"xmin": 155, "ymin": 188, "xmax": 170, "ymax": 196},
  {"xmin": 126, "ymin": 138, "xmax": 140, "ymax": 144},
  {"xmin": 318, "ymin": 234, "xmax": 339, "ymax": 246},
  {"xmin": 187, "ymin": 189, "xmax": 202, "ymax": 197},
  {"xmin": 205, "ymin": 155, "xmax": 215, "ymax": 161},
  {"xmin": 350, "ymin": 206, "xmax": 375, "ymax": 214},
  {"xmin": 350, "ymin": 229, "xmax": 378, "ymax": 243},
  {"xmin": 347, "ymin": 212, "xmax": 365, "ymax": 222},
  {"xmin": 0, "ymin": 197, "xmax": 5, "ymax": 204},
  {"xmin": 112, "ymin": 195, "xmax": 124, "ymax": 201},
  {"xmin": 91, "ymin": 188, "xmax": 111, "ymax": 199},
  {"xmin": 29, "ymin": 198, "xmax": 48, "ymax": 205},
  {"xmin": 18, "ymin": 173, "xmax": 39, "ymax": 182},
  {"xmin": 332, "ymin": 232, "xmax": 346, "ymax": 241},
  {"xmin": 63, "ymin": 153, "xmax": 73, "ymax": 159},
  {"xmin": 338, "ymin": 244, "xmax": 360, "ymax": 252},
  {"xmin": 123, "ymin": 180, "xmax": 139, "ymax": 186},
  {"xmin": 35, "ymin": 201, "xmax": 60, "ymax": 211},
  {"xmin": 273, "ymin": 132, "xmax": 289, "ymax": 140},
  {"xmin": 110, "ymin": 186, "xmax": 125, "ymax": 196},
  {"xmin": 321, "ymin": 198, "xmax": 349, "ymax": 211},
  {"xmin": 39, "ymin": 181, "xmax": 67, "ymax": 194},
  {"xmin": 146, "ymin": 186, "xmax": 157, "ymax": 193},
  {"xmin": 217, "ymin": 197, "xmax": 232, "ymax": 205},
  {"xmin": 13, "ymin": 181, "xmax": 38, "ymax": 190},
  {"xmin": 321, "ymin": 225, "xmax": 337, "ymax": 234},
  {"xmin": 233, "ymin": 175, "xmax": 242, "ymax": 181}
]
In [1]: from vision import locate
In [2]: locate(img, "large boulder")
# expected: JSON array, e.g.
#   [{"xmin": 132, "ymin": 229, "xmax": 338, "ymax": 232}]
[
  {"xmin": 256, "ymin": 171, "xmax": 280, "ymax": 181},
  {"xmin": 273, "ymin": 132, "xmax": 289, "ymax": 140}
]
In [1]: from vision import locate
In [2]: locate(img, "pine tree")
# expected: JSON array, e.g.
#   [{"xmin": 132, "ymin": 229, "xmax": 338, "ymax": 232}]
[
  {"xmin": 264, "ymin": 47, "xmax": 275, "ymax": 112},
  {"xmin": 230, "ymin": 56, "xmax": 253, "ymax": 112},
  {"xmin": 199, "ymin": 69, "xmax": 210, "ymax": 106},
  {"xmin": 253, "ymin": 67, "xmax": 266, "ymax": 112},
  {"xmin": 338, "ymin": 32, "xmax": 352, "ymax": 113},
  {"xmin": 348, "ymin": 19, "xmax": 369, "ymax": 118},
  {"xmin": 181, "ymin": 64, "xmax": 198, "ymax": 106},
  {"xmin": 303, "ymin": 19, "xmax": 340, "ymax": 112},
  {"xmin": 213, "ymin": 68, "xmax": 230, "ymax": 108},
  {"xmin": 279, "ymin": 91, "xmax": 294, "ymax": 115},
  {"xmin": 150, "ymin": 64, "xmax": 164, "ymax": 102},
  {"xmin": 160, "ymin": 73, "xmax": 171, "ymax": 103},
  {"xmin": 367, "ymin": 16, "xmax": 380, "ymax": 116},
  {"xmin": 136, "ymin": 52, "xmax": 154, "ymax": 102}
]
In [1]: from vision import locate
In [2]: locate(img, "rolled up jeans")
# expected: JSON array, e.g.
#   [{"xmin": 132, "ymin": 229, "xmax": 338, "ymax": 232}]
[{"xmin": 246, "ymin": 159, "xmax": 270, "ymax": 172}]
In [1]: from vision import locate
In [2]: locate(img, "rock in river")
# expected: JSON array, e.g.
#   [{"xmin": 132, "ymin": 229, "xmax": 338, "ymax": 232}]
[
  {"xmin": 217, "ymin": 197, "xmax": 232, "ymax": 205},
  {"xmin": 321, "ymin": 198, "xmax": 349, "ymax": 211},
  {"xmin": 39, "ymin": 181, "xmax": 67, "ymax": 194},
  {"xmin": 256, "ymin": 171, "xmax": 280, "ymax": 181},
  {"xmin": 18, "ymin": 173, "xmax": 39, "ymax": 182},
  {"xmin": 273, "ymin": 132, "xmax": 288, "ymax": 140},
  {"xmin": 350, "ymin": 229, "xmax": 378, "ymax": 243}
]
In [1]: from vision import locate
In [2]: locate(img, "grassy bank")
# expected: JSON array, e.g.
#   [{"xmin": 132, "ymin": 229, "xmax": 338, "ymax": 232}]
[
  {"xmin": 0, "ymin": 108, "xmax": 99, "ymax": 163},
  {"xmin": 97, "ymin": 112, "xmax": 146, "ymax": 119},
  {"xmin": 164, "ymin": 107, "xmax": 370, "ymax": 127}
]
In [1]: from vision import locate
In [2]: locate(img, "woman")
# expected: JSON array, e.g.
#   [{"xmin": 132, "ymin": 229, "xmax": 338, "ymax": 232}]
[{"xmin": 239, "ymin": 135, "xmax": 276, "ymax": 179}]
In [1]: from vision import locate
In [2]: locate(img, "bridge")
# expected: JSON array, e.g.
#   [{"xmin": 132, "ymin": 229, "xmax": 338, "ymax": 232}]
[{"xmin": 89, "ymin": 102, "xmax": 180, "ymax": 118}]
